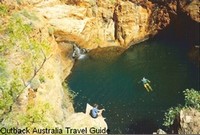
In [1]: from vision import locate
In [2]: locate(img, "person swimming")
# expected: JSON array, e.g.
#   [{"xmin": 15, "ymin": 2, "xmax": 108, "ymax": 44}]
[{"xmin": 140, "ymin": 77, "xmax": 153, "ymax": 92}]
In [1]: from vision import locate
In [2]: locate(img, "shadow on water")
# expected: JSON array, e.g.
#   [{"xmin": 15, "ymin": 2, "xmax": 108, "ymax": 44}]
[
  {"xmin": 67, "ymin": 38, "xmax": 199, "ymax": 134},
  {"xmin": 127, "ymin": 119, "xmax": 157, "ymax": 134}
]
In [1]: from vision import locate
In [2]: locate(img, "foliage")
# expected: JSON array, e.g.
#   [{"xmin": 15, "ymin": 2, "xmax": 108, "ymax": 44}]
[
  {"xmin": 163, "ymin": 89, "xmax": 200, "ymax": 127},
  {"xmin": 184, "ymin": 88, "xmax": 200, "ymax": 110},
  {"xmin": 18, "ymin": 102, "xmax": 52, "ymax": 128},
  {"xmin": 2, "ymin": 102, "xmax": 53, "ymax": 130},
  {"xmin": 94, "ymin": 37, "xmax": 101, "ymax": 44},
  {"xmin": 0, "ymin": 88, "xmax": 13, "ymax": 116},
  {"xmin": 9, "ymin": 76, "xmax": 23, "ymax": 99},
  {"xmin": 0, "ymin": 59, "xmax": 13, "ymax": 116},
  {"xmin": 163, "ymin": 106, "xmax": 182, "ymax": 127},
  {"xmin": 0, "ymin": 65, "xmax": 23, "ymax": 117},
  {"xmin": 0, "ymin": 10, "xmax": 51, "ymax": 119},
  {"xmin": 0, "ymin": 57, "xmax": 6, "ymax": 72},
  {"xmin": 0, "ymin": 4, "xmax": 8, "ymax": 17},
  {"xmin": 110, "ymin": 0, "xmax": 116, "ymax": 4},
  {"xmin": 39, "ymin": 75, "xmax": 45, "ymax": 83},
  {"xmin": 4, "ymin": 12, "xmax": 51, "ymax": 81},
  {"xmin": 7, "ymin": 13, "xmax": 32, "ymax": 40}
]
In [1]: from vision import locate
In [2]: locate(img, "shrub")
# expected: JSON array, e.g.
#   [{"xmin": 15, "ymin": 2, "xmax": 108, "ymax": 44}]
[
  {"xmin": 0, "ymin": 10, "xmax": 51, "ymax": 120},
  {"xmin": 163, "ymin": 106, "xmax": 182, "ymax": 127},
  {"xmin": 184, "ymin": 88, "xmax": 200, "ymax": 110},
  {"xmin": 0, "ymin": 4, "xmax": 8, "ymax": 17},
  {"xmin": 39, "ymin": 75, "xmax": 45, "ymax": 83},
  {"xmin": 163, "ymin": 89, "xmax": 200, "ymax": 127}
]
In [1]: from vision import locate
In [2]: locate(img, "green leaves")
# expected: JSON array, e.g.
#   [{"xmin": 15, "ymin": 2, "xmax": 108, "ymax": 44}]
[
  {"xmin": 163, "ymin": 89, "xmax": 200, "ymax": 127},
  {"xmin": 0, "ymin": 4, "xmax": 8, "ymax": 17},
  {"xmin": 10, "ymin": 78, "xmax": 23, "ymax": 99},
  {"xmin": 0, "ymin": 9, "xmax": 52, "ymax": 120},
  {"xmin": 184, "ymin": 89, "xmax": 200, "ymax": 110},
  {"xmin": 19, "ymin": 102, "xmax": 53, "ymax": 127},
  {"xmin": 163, "ymin": 106, "xmax": 181, "ymax": 127},
  {"xmin": 7, "ymin": 14, "xmax": 32, "ymax": 42},
  {"xmin": 0, "ymin": 77, "xmax": 14, "ymax": 116}
]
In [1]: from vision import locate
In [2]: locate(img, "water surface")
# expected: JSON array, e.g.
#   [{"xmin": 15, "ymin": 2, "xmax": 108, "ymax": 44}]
[{"xmin": 67, "ymin": 39, "xmax": 199, "ymax": 134}]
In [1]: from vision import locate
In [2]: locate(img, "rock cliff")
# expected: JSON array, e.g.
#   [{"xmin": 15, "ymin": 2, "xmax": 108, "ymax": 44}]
[
  {"xmin": 3, "ymin": 0, "xmax": 170, "ymax": 49},
  {"xmin": 0, "ymin": 0, "xmax": 199, "ymax": 134},
  {"xmin": 151, "ymin": 0, "xmax": 199, "ymax": 45},
  {"xmin": 176, "ymin": 108, "xmax": 200, "ymax": 134},
  {"xmin": 163, "ymin": 0, "xmax": 200, "ymax": 23}
]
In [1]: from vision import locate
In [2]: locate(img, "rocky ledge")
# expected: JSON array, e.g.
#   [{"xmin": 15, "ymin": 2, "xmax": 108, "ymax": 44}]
[{"xmin": 0, "ymin": 0, "xmax": 199, "ymax": 134}]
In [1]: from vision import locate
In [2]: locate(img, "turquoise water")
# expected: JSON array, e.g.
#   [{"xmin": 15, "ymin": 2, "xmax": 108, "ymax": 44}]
[{"xmin": 67, "ymin": 39, "xmax": 199, "ymax": 134}]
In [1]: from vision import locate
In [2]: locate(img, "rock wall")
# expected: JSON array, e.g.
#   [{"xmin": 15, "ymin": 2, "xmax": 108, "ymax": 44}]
[
  {"xmin": 177, "ymin": 108, "xmax": 200, "ymax": 134},
  {"xmin": 0, "ymin": 1, "xmax": 75, "ymax": 128},
  {"xmin": 150, "ymin": 0, "xmax": 199, "ymax": 43},
  {"xmin": 163, "ymin": 0, "xmax": 200, "ymax": 23},
  {"xmin": 31, "ymin": 0, "xmax": 170, "ymax": 49},
  {"xmin": 1, "ymin": 0, "xmax": 198, "ymax": 133}
]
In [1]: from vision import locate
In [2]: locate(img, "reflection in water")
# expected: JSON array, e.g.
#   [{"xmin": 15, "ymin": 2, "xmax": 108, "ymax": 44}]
[{"xmin": 68, "ymin": 39, "xmax": 199, "ymax": 134}]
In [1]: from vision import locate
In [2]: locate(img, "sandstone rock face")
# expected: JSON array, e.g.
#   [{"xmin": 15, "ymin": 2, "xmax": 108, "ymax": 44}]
[
  {"xmin": 114, "ymin": 1, "xmax": 150, "ymax": 46},
  {"xmin": 31, "ymin": 0, "xmax": 170, "ymax": 49},
  {"xmin": 177, "ymin": 108, "xmax": 200, "ymax": 134},
  {"xmin": 0, "ymin": 0, "xmax": 178, "ymax": 131},
  {"xmin": 2, "ymin": 0, "xmax": 171, "ymax": 49},
  {"xmin": 2, "ymin": 38, "xmax": 75, "ymax": 128},
  {"xmin": 0, "ymin": 4, "xmax": 75, "ymax": 128}
]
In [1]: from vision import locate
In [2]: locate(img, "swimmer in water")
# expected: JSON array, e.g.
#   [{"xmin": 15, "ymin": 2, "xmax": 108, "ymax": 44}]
[{"xmin": 140, "ymin": 77, "xmax": 153, "ymax": 92}]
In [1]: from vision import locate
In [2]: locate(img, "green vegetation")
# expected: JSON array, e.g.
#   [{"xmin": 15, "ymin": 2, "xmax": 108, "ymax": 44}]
[
  {"xmin": 1, "ymin": 101, "xmax": 54, "ymax": 131},
  {"xmin": 110, "ymin": 0, "xmax": 116, "ymax": 4},
  {"xmin": 0, "ymin": 8, "xmax": 51, "ymax": 122},
  {"xmin": 39, "ymin": 75, "xmax": 46, "ymax": 83},
  {"xmin": 0, "ymin": 4, "xmax": 8, "ymax": 16},
  {"xmin": 163, "ymin": 89, "xmax": 200, "ymax": 127},
  {"xmin": 184, "ymin": 89, "xmax": 200, "ymax": 110},
  {"xmin": 163, "ymin": 106, "xmax": 182, "ymax": 127},
  {"xmin": 0, "ymin": 58, "xmax": 23, "ymax": 117},
  {"xmin": 94, "ymin": 37, "xmax": 101, "ymax": 44},
  {"xmin": 18, "ymin": 102, "xmax": 53, "ymax": 128}
]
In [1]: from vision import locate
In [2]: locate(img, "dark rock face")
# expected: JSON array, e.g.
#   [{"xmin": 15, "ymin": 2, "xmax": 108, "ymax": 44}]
[
  {"xmin": 178, "ymin": 0, "xmax": 200, "ymax": 23},
  {"xmin": 148, "ymin": 0, "xmax": 199, "ymax": 45},
  {"xmin": 148, "ymin": 0, "xmax": 199, "ymax": 23}
]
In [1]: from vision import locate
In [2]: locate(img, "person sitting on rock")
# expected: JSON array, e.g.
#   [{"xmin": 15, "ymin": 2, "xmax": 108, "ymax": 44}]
[
  {"xmin": 140, "ymin": 77, "xmax": 153, "ymax": 92},
  {"xmin": 90, "ymin": 104, "xmax": 105, "ymax": 118}
]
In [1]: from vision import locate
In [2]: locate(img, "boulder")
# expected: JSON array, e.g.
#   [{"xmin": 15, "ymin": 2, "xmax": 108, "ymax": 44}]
[{"xmin": 177, "ymin": 108, "xmax": 200, "ymax": 134}]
